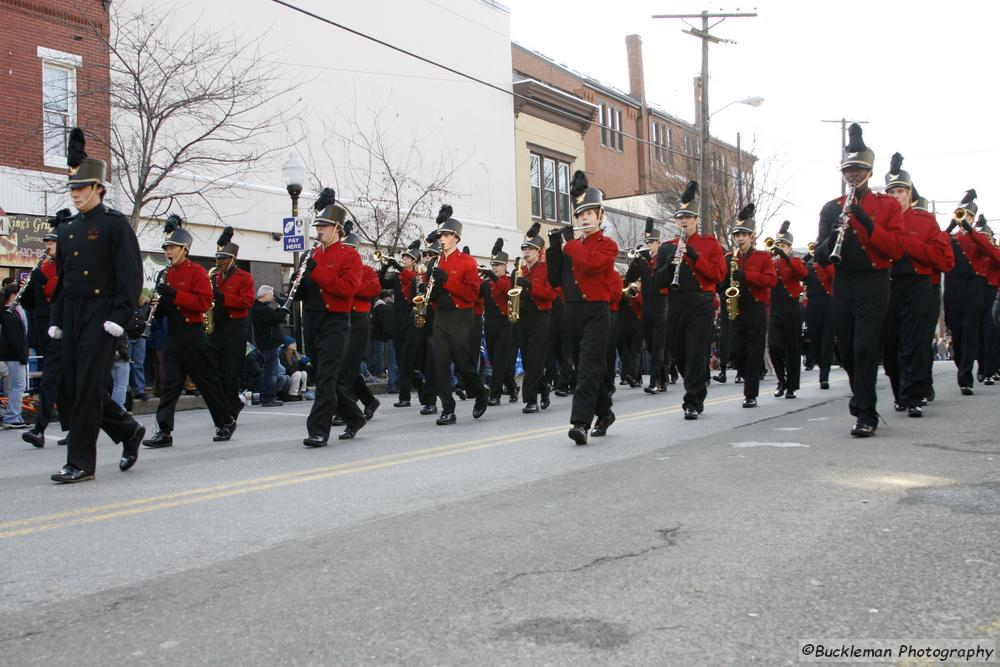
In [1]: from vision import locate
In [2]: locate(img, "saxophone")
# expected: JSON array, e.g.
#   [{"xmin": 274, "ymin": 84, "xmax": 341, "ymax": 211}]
[
  {"xmin": 507, "ymin": 257, "xmax": 522, "ymax": 324},
  {"xmin": 725, "ymin": 250, "xmax": 741, "ymax": 321},
  {"xmin": 205, "ymin": 267, "xmax": 218, "ymax": 335},
  {"xmin": 412, "ymin": 257, "xmax": 437, "ymax": 328}
]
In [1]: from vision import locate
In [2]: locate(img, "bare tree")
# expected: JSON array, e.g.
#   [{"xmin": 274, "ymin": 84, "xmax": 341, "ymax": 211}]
[
  {"xmin": 82, "ymin": 6, "xmax": 303, "ymax": 232},
  {"xmin": 712, "ymin": 135, "xmax": 791, "ymax": 249},
  {"xmin": 302, "ymin": 101, "xmax": 461, "ymax": 253}
]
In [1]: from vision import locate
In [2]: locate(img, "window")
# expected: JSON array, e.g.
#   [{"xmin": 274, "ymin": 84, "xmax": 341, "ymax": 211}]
[
  {"xmin": 651, "ymin": 121, "xmax": 671, "ymax": 163},
  {"xmin": 600, "ymin": 102, "xmax": 623, "ymax": 151},
  {"xmin": 38, "ymin": 47, "xmax": 81, "ymax": 167},
  {"xmin": 529, "ymin": 151, "xmax": 573, "ymax": 223}
]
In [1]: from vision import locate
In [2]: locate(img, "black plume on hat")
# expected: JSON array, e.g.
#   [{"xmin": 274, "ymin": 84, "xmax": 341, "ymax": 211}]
[
  {"xmin": 889, "ymin": 152, "xmax": 903, "ymax": 174},
  {"xmin": 680, "ymin": 180, "xmax": 698, "ymax": 205},
  {"xmin": 645, "ymin": 217, "xmax": 654, "ymax": 235},
  {"xmin": 462, "ymin": 245, "xmax": 470, "ymax": 255},
  {"xmin": 491, "ymin": 238, "xmax": 503, "ymax": 256},
  {"xmin": 911, "ymin": 183, "xmax": 921, "ymax": 200},
  {"xmin": 217, "ymin": 226, "xmax": 234, "ymax": 247},
  {"xmin": 846, "ymin": 123, "xmax": 867, "ymax": 152},
  {"xmin": 436, "ymin": 204, "xmax": 453, "ymax": 224},
  {"xmin": 407, "ymin": 239, "xmax": 421, "ymax": 253},
  {"xmin": 344, "ymin": 219, "xmax": 354, "ymax": 235},
  {"xmin": 164, "ymin": 213, "xmax": 183, "ymax": 233},
  {"xmin": 961, "ymin": 189, "xmax": 977, "ymax": 206},
  {"xmin": 570, "ymin": 170, "xmax": 588, "ymax": 200},
  {"xmin": 314, "ymin": 187, "xmax": 335, "ymax": 212},
  {"xmin": 425, "ymin": 229, "xmax": 439, "ymax": 244},
  {"xmin": 48, "ymin": 208, "xmax": 73, "ymax": 227},
  {"xmin": 526, "ymin": 222, "xmax": 541, "ymax": 240},
  {"xmin": 976, "ymin": 214, "xmax": 987, "ymax": 228},
  {"xmin": 67, "ymin": 128, "xmax": 87, "ymax": 168},
  {"xmin": 779, "ymin": 220, "xmax": 791, "ymax": 235},
  {"xmin": 737, "ymin": 203, "xmax": 755, "ymax": 221}
]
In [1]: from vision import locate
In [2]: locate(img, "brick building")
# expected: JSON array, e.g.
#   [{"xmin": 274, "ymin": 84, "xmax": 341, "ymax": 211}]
[{"xmin": 0, "ymin": 0, "xmax": 111, "ymax": 275}]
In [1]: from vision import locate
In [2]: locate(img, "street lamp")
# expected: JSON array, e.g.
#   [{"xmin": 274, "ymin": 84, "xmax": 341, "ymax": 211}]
[
  {"xmin": 700, "ymin": 96, "xmax": 763, "ymax": 235},
  {"xmin": 281, "ymin": 153, "xmax": 306, "ymax": 347}
]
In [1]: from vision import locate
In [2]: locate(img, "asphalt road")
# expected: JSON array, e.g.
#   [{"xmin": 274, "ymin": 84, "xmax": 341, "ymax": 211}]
[{"xmin": 1, "ymin": 363, "xmax": 998, "ymax": 666}]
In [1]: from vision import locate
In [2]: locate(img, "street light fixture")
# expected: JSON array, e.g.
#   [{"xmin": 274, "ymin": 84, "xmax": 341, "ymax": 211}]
[
  {"xmin": 701, "ymin": 95, "xmax": 763, "ymax": 235},
  {"xmin": 281, "ymin": 153, "xmax": 306, "ymax": 348}
]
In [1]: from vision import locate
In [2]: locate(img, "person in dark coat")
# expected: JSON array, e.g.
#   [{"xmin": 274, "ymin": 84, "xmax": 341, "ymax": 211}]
[
  {"xmin": 251, "ymin": 285, "xmax": 288, "ymax": 406},
  {"xmin": 0, "ymin": 284, "xmax": 30, "ymax": 429}
]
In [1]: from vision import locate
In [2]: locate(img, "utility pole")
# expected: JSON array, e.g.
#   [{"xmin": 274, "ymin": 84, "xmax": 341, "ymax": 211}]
[
  {"xmin": 653, "ymin": 10, "xmax": 756, "ymax": 234},
  {"xmin": 736, "ymin": 131, "xmax": 743, "ymax": 209},
  {"xmin": 821, "ymin": 118, "xmax": 869, "ymax": 196}
]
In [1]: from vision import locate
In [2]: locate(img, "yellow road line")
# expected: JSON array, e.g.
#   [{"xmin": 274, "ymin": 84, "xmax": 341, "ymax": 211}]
[{"xmin": 0, "ymin": 378, "xmax": 843, "ymax": 539}]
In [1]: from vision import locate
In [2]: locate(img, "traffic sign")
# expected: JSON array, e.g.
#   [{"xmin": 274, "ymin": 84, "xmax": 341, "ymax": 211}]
[
  {"xmin": 283, "ymin": 235, "xmax": 305, "ymax": 252},
  {"xmin": 282, "ymin": 216, "xmax": 304, "ymax": 253}
]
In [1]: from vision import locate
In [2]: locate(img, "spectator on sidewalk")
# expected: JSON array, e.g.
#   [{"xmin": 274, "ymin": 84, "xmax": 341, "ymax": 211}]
[
  {"xmin": 251, "ymin": 285, "xmax": 287, "ymax": 407},
  {"xmin": 0, "ymin": 283, "xmax": 30, "ymax": 429}
]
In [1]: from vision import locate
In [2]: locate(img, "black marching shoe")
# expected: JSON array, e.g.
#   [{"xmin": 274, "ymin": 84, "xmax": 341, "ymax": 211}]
[
  {"xmin": 773, "ymin": 382, "xmax": 786, "ymax": 398},
  {"xmin": 734, "ymin": 375, "xmax": 743, "ymax": 384},
  {"xmin": 554, "ymin": 388, "xmax": 570, "ymax": 397},
  {"xmin": 523, "ymin": 402, "xmax": 539, "ymax": 414},
  {"xmin": 303, "ymin": 435, "xmax": 328, "ymax": 448},
  {"xmin": 960, "ymin": 386, "xmax": 974, "ymax": 396},
  {"xmin": 819, "ymin": 381, "xmax": 830, "ymax": 390},
  {"xmin": 977, "ymin": 373, "xmax": 985, "ymax": 383},
  {"xmin": 332, "ymin": 416, "xmax": 345, "ymax": 427},
  {"xmin": 393, "ymin": 400, "xmax": 411, "ymax": 408},
  {"xmin": 120, "ymin": 425, "xmax": 145, "ymax": 471},
  {"xmin": 985, "ymin": 376, "xmax": 996, "ymax": 386},
  {"xmin": 850, "ymin": 422, "xmax": 877, "ymax": 438},
  {"xmin": 51, "ymin": 465, "xmax": 94, "ymax": 484},
  {"xmin": 643, "ymin": 383, "xmax": 658, "ymax": 394},
  {"xmin": 683, "ymin": 406, "xmax": 699, "ymax": 420},
  {"xmin": 420, "ymin": 404, "xmax": 438, "ymax": 415},
  {"xmin": 590, "ymin": 411, "xmax": 616, "ymax": 437},
  {"xmin": 142, "ymin": 430, "xmax": 173, "ymax": 448},
  {"xmin": 363, "ymin": 399, "xmax": 380, "ymax": 421},
  {"xmin": 712, "ymin": 373, "xmax": 727, "ymax": 384},
  {"xmin": 785, "ymin": 390, "xmax": 796, "ymax": 399},
  {"xmin": 339, "ymin": 420, "xmax": 366, "ymax": 440},
  {"xmin": 57, "ymin": 436, "xmax": 70, "ymax": 447},
  {"xmin": 927, "ymin": 388, "xmax": 935, "ymax": 401},
  {"xmin": 454, "ymin": 386, "xmax": 467, "ymax": 401},
  {"xmin": 509, "ymin": 386, "xmax": 520, "ymax": 403},
  {"xmin": 742, "ymin": 397, "xmax": 757, "ymax": 408},
  {"xmin": 436, "ymin": 412, "xmax": 457, "ymax": 426},
  {"xmin": 487, "ymin": 394, "xmax": 502, "ymax": 407},
  {"xmin": 213, "ymin": 420, "xmax": 236, "ymax": 442},
  {"xmin": 907, "ymin": 406, "xmax": 923, "ymax": 418},
  {"xmin": 893, "ymin": 402, "xmax": 905, "ymax": 412},
  {"xmin": 568, "ymin": 424, "xmax": 588, "ymax": 446},
  {"xmin": 472, "ymin": 395, "xmax": 488, "ymax": 419},
  {"xmin": 22, "ymin": 428, "xmax": 45, "ymax": 448},
  {"xmin": 540, "ymin": 392, "xmax": 551, "ymax": 410}
]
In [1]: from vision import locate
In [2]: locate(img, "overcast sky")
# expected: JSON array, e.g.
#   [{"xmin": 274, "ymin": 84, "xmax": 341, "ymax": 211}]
[{"xmin": 500, "ymin": 0, "xmax": 998, "ymax": 242}]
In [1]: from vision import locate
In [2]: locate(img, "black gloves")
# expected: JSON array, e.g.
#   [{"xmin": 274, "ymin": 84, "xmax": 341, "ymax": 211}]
[
  {"xmin": 388, "ymin": 258, "xmax": 403, "ymax": 272},
  {"xmin": 850, "ymin": 204, "xmax": 875, "ymax": 235},
  {"xmin": 548, "ymin": 227, "xmax": 564, "ymax": 251},
  {"xmin": 733, "ymin": 269, "xmax": 746, "ymax": 284},
  {"xmin": 416, "ymin": 282, "xmax": 427, "ymax": 295},
  {"xmin": 516, "ymin": 276, "xmax": 532, "ymax": 290},
  {"xmin": 773, "ymin": 247, "xmax": 789, "ymax": 261},
  {"xmin": 946, "ymin": 220, "xmax": 958, "ymax": 234},
  {"xmin": 431, "ymin": 267, "xmax": 449, "ymax": 285},
  {"xmin": 685, "ymin": 244, "xmax": 700, "ymax": 261},
  {"xmin": 961, "ymin": 218, "xmax": 973, "ymax": 232},
  {"xmin": 32, "ymin": 268, "xmax": 48, "ymax": 286},
  {"xmin": 639, "ymin": 248, "xmax": 652, "ymax": 261},
  {"xmin": 482, "ymin": 269, "xmax": 497, "ymax": 282},
  {"xmin": 561, "ymin": 225, "xmax": 575, "ymax": 242},
  {"xmin": 156, "ymin": 282, "xmax": 176, "ymax": 299}
]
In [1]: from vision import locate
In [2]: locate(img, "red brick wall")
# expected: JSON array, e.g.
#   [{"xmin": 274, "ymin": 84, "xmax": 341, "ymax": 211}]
[{"xmin": 0, "ymin": 0, "xmax": 110, "ymax": 174}]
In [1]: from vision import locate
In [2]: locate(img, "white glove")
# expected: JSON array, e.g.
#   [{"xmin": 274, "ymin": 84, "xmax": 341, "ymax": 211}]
[
  {"xmin": 103, "ymin": 321, "xmax": 125, "ymax": 338},
  {"xmin": 48, "ymin": 326, "xmax": 63, "ymax": 340}
]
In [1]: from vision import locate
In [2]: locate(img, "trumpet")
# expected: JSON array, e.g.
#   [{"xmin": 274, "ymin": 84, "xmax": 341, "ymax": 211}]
[
  {"xmin": 373, "ymin": 249, "xmax": 403, "ymax": 267},
  {"xmin": 953, "ymin": 207, "xmax": 968, "ymax": 222},
  {"xmin": 807, "ymin": 241, "xmax": 817, "ymax": 253},
  {"xmin": 829, "ymin": 183, "xmax": 857, "ymax": 264},
  {"xmin": 478, "ymin": 264, "xmax": 498, "ymax": 281},
  {"xmin": 627, "ymin": 244, "xmax": 650, "ymax": 260},
  {"xmin": 622, "ymin": 281, "xmax": 639, "ymax": 298}
]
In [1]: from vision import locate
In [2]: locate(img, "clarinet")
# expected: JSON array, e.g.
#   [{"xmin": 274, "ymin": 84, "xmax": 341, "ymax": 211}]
[
  {"xmin": 671, "ymin": 228, "xmax": 687, "ymax": 288},
  {"xmin": 141, "ymin": 269, "xmax": 167, "ymax": 338},
  {"xmin": 829, "ymin": 184, "xmax": 857, "ymax": 265},
  {"xmin": 280, "ymin": 241, "xmax": 321, "ymax": 312},
  {"xmin": 9, "ymin": 255, "xmax": 46, "ymax": 311}
]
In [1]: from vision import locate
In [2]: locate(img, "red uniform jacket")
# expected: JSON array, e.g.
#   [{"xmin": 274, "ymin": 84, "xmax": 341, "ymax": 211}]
[
  {"xmin": 352, "ymin": 264, "xmax": 381, "ymax": 313},
  {"xmin": 166, "ymin": 258, "xmax": 213, "ymax": 325},
  {"xmin": 435, "ymin": 248, "xmax": 479, "ymax": 309},
  {"xmin": 522, "ymin": 262, "xmax": 556, "ymax": 311},
  {"xmin": 815, "ymin": 263, "xmax": 835, "ymax": 295},
  {"xmin": 630, "ymin": 293, "xmax": 642, "ymax": 318},
  {"xmin": 953, "ymin": 229, "xmax": 992, "ymax": 278},
  {"xmin": 773, "ymin": 254, "xmax": 808, "ymax": 299},
  {"xmin": 897, "ymin": 208, "xmax": 954, "ymax": 276},
  {"xmin": 41, "ymin": 258, "xmax": 58, "ymax": 302},
  {"xmin": 491, "ymin": 274, "xmax": 511, "ymax": 318},
  {"xmin": 399, "ymin": 268, "xmax": 416, "ymax": 304},
  {"xmin": 562, "ymin": 231, "xmax": 619, "ymax": 303},
  {"xmin": 309, "ymin": 241, "xmax": 362, "ymax": 313},
  {"xmin": 608, "ymin": 271, "xmax": 621, "ymax": 312},
  {"xmin": 840, "ymin": 190, "xmax": 906, "ymax": 268},
  {"xmin": 727, "ymin": 249, "xmax": 777, "ymax": 305},
  {"xmin": 473, "ymin": 276, "xmax": 485, "ymax": 316},
  {"xmin": 212, "ymin": 266, "xmax": 254, "ymax": 319},
  {"xmin": 664, "ymin": 233, "xmax": 726, "ymax": 292}
]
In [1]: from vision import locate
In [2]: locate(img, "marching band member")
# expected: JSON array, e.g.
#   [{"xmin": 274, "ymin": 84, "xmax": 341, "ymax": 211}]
[
  {"xmin": 142, "ymin": 214, "xmax": 238, "ymax": 448},
  {"xmin": 768, "ymin": 221, "xmax": 808, "ymax": 400},
  {"xmin": 483, "ymin": 239, "xmax": 518, "ymax": 405},
  {"xmin": 803, "ymin": 239, "xmax": 835, "ymax": 390},
  {"xmin": 722, "ymin": 204, "xmax": 777, "ymax": 408},
  {"xmin": 617, "ymin": 276, "xmax": 643, "ymax": 387},
  {"xmin": 425, "ymin": 206, "xmax": 489, "ymax": 425},
  {"xmin": 813, "ymin": 123, "xmax": 905, "ymax": 437},
  {"xmin": 378, "ymin": 240, "xmax": 421, "ymax": 408},
  {"xmin": 625, "ymin": 218, "xmax": 668, "ymax": 392},
  {"xmin": 209, "ymin": 227, "xmax": 255, "ymax": 423},
  {"xmin": 974, "ymin": 215, "xmax": 1000, "ymax": 385},
  {"xmin": 547, "ymin": 171, "xmax": 619, "ymax": 444},
  {"xmin": 910, "ymin": 191, "xmax": 950, "ymax": 403},
  {"xmin": 415, "ymin": 240, "xmax": 441, "ymax": 415},
  {"xmin": 654, "ymin": 180, "xmax": 726, "ymax": 420},
  {"xmin": 881, "ymin": 155, "xmax": 953, "ymax": 416},
  {"xmin": 515, "ymin": 223, "xmax": 557, "ymax": 412}
]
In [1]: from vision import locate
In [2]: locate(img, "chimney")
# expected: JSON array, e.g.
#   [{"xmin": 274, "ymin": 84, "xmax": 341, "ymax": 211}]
[
  {"xmin": 626, "ymin": 34, "xmax": 645, "ymax": 101},
  {"xmin": 693, "ymin": 76, "xmax": 703, "ymax": 128}
]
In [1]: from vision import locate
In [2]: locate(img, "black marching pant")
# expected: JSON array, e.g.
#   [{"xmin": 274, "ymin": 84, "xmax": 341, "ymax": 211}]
[
  {"xmin": 432, "ymin": 309, "xmax": 487, "ymax": 414},
  {"xmin": 305, "ymin": 311, "xmax": 355, "ymax": 439},
  {"xmin": 485, "ymin": 317, "xmax": 516, "ymax": 397},
  {"xmin": 564, "ymin": 301, "xmax": 611, "ymax": 426},
  {"xmin": 717, "ymin": 310, "xmax": 731, "ymax": 373},
  {"xmin": 414, "ymin": 320, "xmax": 438, "ymax": 407},
  {"xmin": 60, "ymin": 298, "xmax": 140, "ymax": 473},
  {"xmin": 618, "ymin": 318, "xmax": 642, "ymax": 381},
  {"xmin": 335, "ymin": 312, "xmax": 371, "ymax": 423},
  {"xmin": 833, "ymin": 270, "xmax": 890, "ymax": 426},
  {"xmin": 978, "ymin": 283, "xmax": 999, "ymax": 379},
  {"xmin": 769, "ymin": 299, "xmax": 802, "ymax": 391},
  {"xmin": 156, "ymin": 324, "xmax": 234, "ymax": 432},
  {"xmin": 642, "ymin": 313, "xmax": 668, "ymax": 385},
  {"xmin": 394, "ymin": 316, "xmax": 416, "ymax": 402},
  {"xmin": 730, "ymin": 301, "xmax": 767, "ymax": 400},
  {"xmin": 36, "ymin": 336, "xmax": 66, "ymax": 433},
  {"xmin": 882, "ymin": 274, "xmax": 932, "ymax": 408},
  {"xmin": 666, "ymin": 291, "xmax": 715, "ymax": 411},
  {"xmin": 806, "ymin": 293, "xmax": 834, "ymax": 383},
  {"xmin": 917, "ymin": 284, "xmax": 942, "ymax": 399},
  {"xmin": 517, "ymin": 310, "xmax": 550, "ymax": 404},
  {"xmin": 604, "ymin": 311, "xmax": 620, "ymax": 394},
  {"xmin": 944, "ymin": 276, "xmax": 984, "ymax": 388},
  {"xmin": 209, "ymin": 320, "xmax": 248, "ymax": 419}
]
